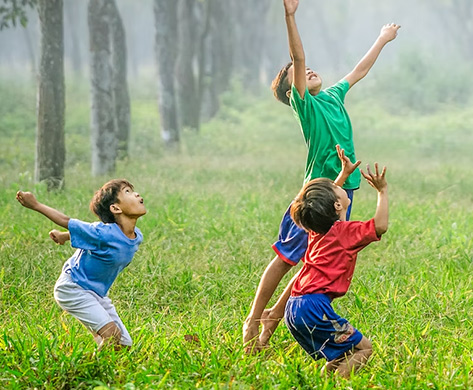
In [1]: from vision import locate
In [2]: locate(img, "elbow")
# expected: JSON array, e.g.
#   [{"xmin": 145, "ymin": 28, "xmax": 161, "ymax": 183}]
[{"xmin": 376, "ymin": 224, "xmax": 388, "ymax": 237}]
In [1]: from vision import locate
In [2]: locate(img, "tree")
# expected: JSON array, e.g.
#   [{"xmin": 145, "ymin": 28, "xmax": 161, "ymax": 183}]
[
  {"xmin": 153, "ymin": 0, "xmax": 179, "ymax": 148},
  {"xmin": 195, "ymin": 0, "xmax": 234, "ymax": 121},
  {"xmin": 64, "ymin": 0, "xmax": 83, "ymax": 76},
  {"xmin": 36, "ymin": 0, "xmax": 65, "ymax": 189},
  {"xmin": 88, "ymin": 0, "xmax": 116, "ymax": 175},
  {"xmin": 175, "ymin": 0, "xmax": 199, "ymax": 131},
  {"xmin": 1, "ymin": 0, "xmax": 65, "ymax": 189},
  {"xmin": 109, "ymin": 0, "xmax": 130, "ymax": 158},
  {"xmin": 231, "ymin": 0, "xmax": 271, "ymax": 89},
  {"xmin": 0, "ymin": 0, "xmax": 37, "ymax": 30}
]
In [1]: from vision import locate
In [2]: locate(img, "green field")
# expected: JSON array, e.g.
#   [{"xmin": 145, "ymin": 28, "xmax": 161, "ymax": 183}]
[{"xmin": 1, "ymin": 79, "xmax": 473, "ymax": 389}]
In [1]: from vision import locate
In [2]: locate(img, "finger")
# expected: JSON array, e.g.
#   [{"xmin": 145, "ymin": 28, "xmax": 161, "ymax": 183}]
[
  {"xmin": 366, "ymin": 164, "xmax": 373, "ymax": 177},
  {"xmin": 353, "ymin": 160, "xmax": 362, "ymax": 169},
  {"xmin": 336, "ymin": 144, "xmax": 342, "ymax": 159},
  {"xmin": 374, "ymin": 162, "xmax": 380, "ymax": 176},
  {"xmin": 360, "ymin": 168, "xmax": 370, "ymax": 180},
  {"xmin": 380, "ymin": 166, "xmax": 387, "ymax": 177}
]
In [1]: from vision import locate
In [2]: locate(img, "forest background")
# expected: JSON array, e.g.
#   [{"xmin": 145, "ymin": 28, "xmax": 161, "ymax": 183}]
[{"xmin": 1, "ymin": 0, "xmax": 473, "ymax": 389}]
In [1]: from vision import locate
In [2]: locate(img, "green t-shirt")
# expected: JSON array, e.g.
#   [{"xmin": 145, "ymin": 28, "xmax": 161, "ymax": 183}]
[{"xmin": 290, "ymin": 80, "xmax": 361, "ymax": 190}]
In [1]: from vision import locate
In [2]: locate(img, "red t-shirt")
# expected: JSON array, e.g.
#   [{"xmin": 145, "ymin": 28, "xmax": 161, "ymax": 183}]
[{"xmin": 291, "ymin": 219, "xmax": 380, "ymax": 299}]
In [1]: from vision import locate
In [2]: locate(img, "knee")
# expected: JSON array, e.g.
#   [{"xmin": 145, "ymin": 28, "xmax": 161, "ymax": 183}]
[{"xmin": 357, "ymin": 337, "xmax": 373, "ymax": 358}]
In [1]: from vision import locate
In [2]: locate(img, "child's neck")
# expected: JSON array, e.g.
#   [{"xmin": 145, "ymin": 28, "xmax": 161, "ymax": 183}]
[{"xmin": 116, "ymin": 216, "xmax": 137, "ymax": 239}]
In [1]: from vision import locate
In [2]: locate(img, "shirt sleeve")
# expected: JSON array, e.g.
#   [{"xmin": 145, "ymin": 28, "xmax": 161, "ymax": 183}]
[
  {"xmin": 324, "ymin": 79, "xmax": 349, "ymax": 104},
  {"xmin": 68, "ymin": 219, "xmax": 103, "ymax": 251},
  {"xmin": 341, "ymin": 219, "xmax": 380, "ymax": 251},
  {"xmin": 290, "ymin": 84, "xmax": 314, "ymax": 142}
]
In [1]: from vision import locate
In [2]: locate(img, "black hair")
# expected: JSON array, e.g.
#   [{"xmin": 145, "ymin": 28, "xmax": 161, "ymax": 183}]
[
  {"xmin": 90, "ymin": 179, "xmax": 134, "ymax": 223},
  {"xmin": 271, "ymin": 61, "xmax": 292, "ymax": 106},
  {"xmin": 290, "ymin": 178, "xmax": 339, "ymax": 234}
]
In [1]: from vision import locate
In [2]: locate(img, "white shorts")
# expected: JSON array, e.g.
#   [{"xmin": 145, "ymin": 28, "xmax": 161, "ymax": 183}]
[{"xmin": 54, "ymin": 271, "xmax": 132, "ymax": 346}]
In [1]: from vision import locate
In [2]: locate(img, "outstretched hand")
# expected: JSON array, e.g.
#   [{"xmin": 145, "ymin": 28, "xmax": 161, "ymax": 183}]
[
  {"xmin": 360, "ymin": 163, "xmax": 387, "ymax": 192},
  {"xmin": 16, "ymin": 191, "xmax": 39, "ymax": 210},
  {"xmin": 336, "ymin": 144, "xmax": 361, "ymax": 176},
  {"xmin": 283, "ymin": 0, "xmax": 299, "ymax": 16},
  {"xmin": 379, "ymin": 23, "xmax": 400, "ymax": 43}
]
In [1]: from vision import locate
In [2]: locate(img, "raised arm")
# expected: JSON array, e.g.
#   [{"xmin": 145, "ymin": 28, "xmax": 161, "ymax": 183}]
[
  {"xmin": 16, "ymin": 191, "xmax": 70, "ymax": 229},
  {"xmin": 284, "ymin": 0, "xmax": 306, "ymax": 99},
  {"xmin": 360, "ymin": 163, "xmax": 388, "ymax": 236},
  {"xmin": 334, "ymin": 144, "xmax": 361, "ymax": 187},
  {"xmin": 344, "ymin": 23, "xmax": 400, "ymax": 89}
]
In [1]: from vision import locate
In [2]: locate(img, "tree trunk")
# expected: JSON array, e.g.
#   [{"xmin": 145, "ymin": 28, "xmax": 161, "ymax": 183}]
[
  {"xmin": 108, "ymin": 0, "xmax": 130, "ymax": 158},
  {"xmin": 210, "ymin": 0, "xmax": 233, "ymax": 93},
  {"xmin": 36, "ymin": 0, "xmax": 65, "ymax": 190},
  {"xmin": 64, "ymin": 0, "xmax": 83, "ymax": 77},
  {"xmin": 232, "ymin": 0, "xmax": 271, "ymax": 89},
  {"xmin": 175, "ymin": 0, "xmax": 199, "ymax": 131},
  {"xmin": 196, "ymin": 0, "xmax": 212, "ymax": 121},
  {"xmin": 197, "ymin": 0, "xmax": 233, "ymax": 122},
  {"xmin": 88, "ymin": 0, "xmax": 116, "ymax": 176},
  {"xmin": 153, "ymin": 0, "xmax": 179, "ymax": 148}
]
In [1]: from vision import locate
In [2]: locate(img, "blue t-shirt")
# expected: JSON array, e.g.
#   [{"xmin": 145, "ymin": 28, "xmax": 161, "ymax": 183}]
[{"xmin": 63, "ymin": 218, "xmax": 143, "ymax": 297}]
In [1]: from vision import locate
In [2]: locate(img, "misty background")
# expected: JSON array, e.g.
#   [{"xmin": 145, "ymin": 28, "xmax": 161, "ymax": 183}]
[
  {"xmin": 0, "ymin": 0, "xmax": 471, "ymax": 188},
  {"xmin": 1, "ymin": 0, "xmax": 469, "ymax": 107}
]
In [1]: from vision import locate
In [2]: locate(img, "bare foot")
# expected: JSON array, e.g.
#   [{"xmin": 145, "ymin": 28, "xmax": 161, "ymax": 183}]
[
  {"xmin": 243, "ymin": 318, "xmax": 263, "ymax": 354},
  {"xmin": 259, "ymin": 308, "xmax": 283, "ymax": 347}
]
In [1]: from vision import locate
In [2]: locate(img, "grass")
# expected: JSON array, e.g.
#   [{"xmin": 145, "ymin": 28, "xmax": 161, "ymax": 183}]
[{"xmin": 1, "ymin": 78, "xmax": 473, "ymax": 389}]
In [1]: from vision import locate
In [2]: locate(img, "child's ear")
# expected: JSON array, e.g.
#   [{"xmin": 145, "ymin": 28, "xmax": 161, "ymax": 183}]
[
  {"xmin": 334, "ymin": 201, "xmax": 343, "ymax": 212},
  {"xmin": 286, "ymin": 89, "xmax": 291, "ymax": 99},
  {"xmin": 110, "ymin": 203, "xmax": 122, "ymax": 215}
]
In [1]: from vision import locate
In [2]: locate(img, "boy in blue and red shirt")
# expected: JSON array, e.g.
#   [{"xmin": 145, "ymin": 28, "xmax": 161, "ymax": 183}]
[{"xmin": 286, "ymin": 160, "xmax": 388, "ymax": 377}]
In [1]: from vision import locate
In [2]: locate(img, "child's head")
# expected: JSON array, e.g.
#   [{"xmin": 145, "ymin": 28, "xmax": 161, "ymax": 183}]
[
  {"xmin": 90, "ymin": 179, "xmax": 136, "ymax": 223},
  {"xmin": 290, "ymin": 178, "xmax": 350, "ymax": 234},
  {"xmin": 271, "ymin": 62, "xmax": 322, "ymax": 106}
]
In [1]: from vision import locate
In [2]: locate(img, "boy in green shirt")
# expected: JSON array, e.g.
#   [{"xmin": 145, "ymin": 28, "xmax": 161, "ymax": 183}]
[{"xmin": 243, "ymin": 0, "xmax": 400, "ymax": 352}]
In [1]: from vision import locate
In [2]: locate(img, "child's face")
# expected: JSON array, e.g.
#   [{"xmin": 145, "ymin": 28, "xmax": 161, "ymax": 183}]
[
  {"xmin": 332, "ymin": 184, "xmax": 350, "ymax": 220},
  {"xmin": 286, "ymin": 65, "xmax": 322, "ymax": 96},
  {"xmin": 115, "ymin": 185, "xmax": 147, "ymax": 218}
]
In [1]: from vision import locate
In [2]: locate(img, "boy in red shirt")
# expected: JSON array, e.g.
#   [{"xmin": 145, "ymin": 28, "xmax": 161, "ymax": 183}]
[{"xmin": 285, "ymin": 160, "xmax": 388, "ymax": 378}]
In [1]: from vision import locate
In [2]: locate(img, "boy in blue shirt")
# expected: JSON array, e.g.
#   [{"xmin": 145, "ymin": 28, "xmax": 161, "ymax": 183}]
[
  {"xmin": 243, "ymin": 0, "xmax": 399, "ymax": 351},
  {"xmin": 16, "ymin": 179, "xmax": 146, "ymax": 349}
]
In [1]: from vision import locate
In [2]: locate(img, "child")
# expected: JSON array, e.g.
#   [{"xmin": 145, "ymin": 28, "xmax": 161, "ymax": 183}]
[
  {"xmin": 16, "ymin": 179, "xmax": 146, "ymax": 349},
  {"xmin": 285, "ymin": 161, "xmax": 388, "ymax": 378},
  {"xmin": 243, "ymin": 0, "xmax": 399, "ymax": 350}
]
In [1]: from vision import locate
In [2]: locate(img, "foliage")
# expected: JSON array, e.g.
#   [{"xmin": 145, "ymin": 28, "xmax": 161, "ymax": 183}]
[
  {"xmin": 1, "ymin": 79, "xmax": 473, "ymax": 388},
  {"xmin": 352, "ymin": 46, "xmax": 473, "ymax": 115},
  {"xmin": 0, "ymin": 0, "xmax": 37, "ymax": 30}
]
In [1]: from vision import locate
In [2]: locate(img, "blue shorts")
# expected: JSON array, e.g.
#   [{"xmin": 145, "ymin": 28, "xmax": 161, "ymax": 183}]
[
  {"xmin": 285, "ymin": 294, "xmax": 363, "ymax": 362},
  {"xmin": 272, "ymin": 189, "xmax": 354, "ymax": 265}
]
